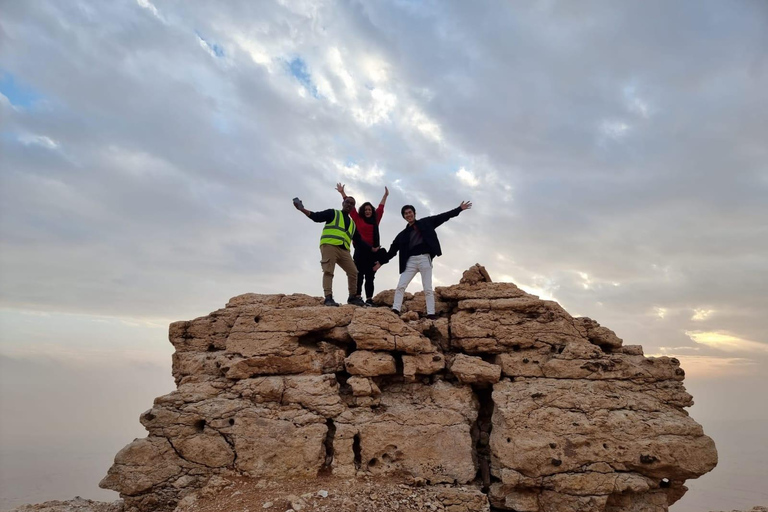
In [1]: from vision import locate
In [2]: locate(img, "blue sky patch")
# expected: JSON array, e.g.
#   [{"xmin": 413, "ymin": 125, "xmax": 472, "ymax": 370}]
[
  {"xmin": 0, "ymin": 71, "xmax": 42, "ymax": 108},
  {"xmin": 287, "ymin": 57, "xmax": 319, "ymax": 98},
  {"xmin": 196, "ymin": 32, "xmax": 225, "ymax": 58}
]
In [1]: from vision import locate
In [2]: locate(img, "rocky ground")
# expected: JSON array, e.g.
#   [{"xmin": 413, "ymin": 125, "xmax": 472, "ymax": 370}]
[
  {"xmin": 6, "ymin": 497, "xmax": 123, "ymax": 512},
  {"xmin": 174, "ymin": 476, "xmax": 489, "ymax": 512},
  {"xmin": 6, "ymin": 477, "xmax": 491, "ymax": 512},
  {"xmin": 7, "ymin": 489, "xmax": 766, "ymax": 512}
]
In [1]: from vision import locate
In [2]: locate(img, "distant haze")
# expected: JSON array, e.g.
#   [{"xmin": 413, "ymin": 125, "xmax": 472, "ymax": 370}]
[{"xmin": 1, "ymin": 1, "xmax": 767, "ymax": 510}]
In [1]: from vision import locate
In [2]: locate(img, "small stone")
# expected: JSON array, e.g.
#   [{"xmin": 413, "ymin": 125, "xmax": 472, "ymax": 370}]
[{"xmin": 317, "ymin": 490, "xmax": 329, "ymax": 498}]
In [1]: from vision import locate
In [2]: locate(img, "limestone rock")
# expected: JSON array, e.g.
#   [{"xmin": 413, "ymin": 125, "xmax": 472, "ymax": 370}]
[
  {"xmin": 231, "ymin": 408, "xmax": 327, "ymax": 477},
  {"xmin": 459, "ymin": 263, "xmax": 493, "ymax": 285},
  {"xmin": 347, "ymin": 308, "xmax": 435, "ymax": 353},
  {"xmin": 347, "ymin": 376, "xmax": 381, "ymax": 397},
  {"xmin": 573, "ymin": 316, "xmax": 624, "ymax": 350},
  {"xmin": 344, "ymin": 350, "xmax": 396, "ymax": 376},
  {"xmin": 100, "ymin": 437, "xmax": 185, "ymax": 496},
  {"xmin": 450, "ymin": 354, "xmax": 501, "ymax": 385},
  {"xmin": 333, "ymin": 381, "xmax": 478, "ymax": 483},
  {"xmin": 100, "ymin": 265, "xmax": 717, "ymax": 512},
  {"xmin": 402, "ymin": 352, "xmax": 445, "ymax": 380},
  {"xmin": 282, "ymin": 374, "xmax": 345, "ymax": 417},
  {"xmin": 451, "ymin": 298, "xmax": 583, "ymax": 354}
]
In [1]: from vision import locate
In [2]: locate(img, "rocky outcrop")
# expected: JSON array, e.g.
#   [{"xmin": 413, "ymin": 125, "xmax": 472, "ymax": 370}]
[{"xmin": 100, "ymin": 264, "xmax": 717, "ymax": 512}]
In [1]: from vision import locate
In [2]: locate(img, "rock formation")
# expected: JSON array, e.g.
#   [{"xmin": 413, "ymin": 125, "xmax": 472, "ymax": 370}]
[{"xmin": 100, "ymin": 264, "xmax": 717, "ymax": 512}]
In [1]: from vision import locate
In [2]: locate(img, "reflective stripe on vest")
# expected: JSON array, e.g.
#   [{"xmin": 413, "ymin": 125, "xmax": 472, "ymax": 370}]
[{"xmin": 320, "ymin": 210, "xmax": 356, "ymax": 250}]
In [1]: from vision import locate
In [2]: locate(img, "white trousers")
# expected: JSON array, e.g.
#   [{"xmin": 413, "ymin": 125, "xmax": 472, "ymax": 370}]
[{"xmin": 393, "ymin": 254, "xmax": 435, "ymax": 314}]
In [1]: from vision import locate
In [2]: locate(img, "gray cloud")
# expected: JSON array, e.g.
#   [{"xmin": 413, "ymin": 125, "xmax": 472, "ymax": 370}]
[{"xmin": 1, "ymin": 0, "xmax": 766, "ymax": 364}]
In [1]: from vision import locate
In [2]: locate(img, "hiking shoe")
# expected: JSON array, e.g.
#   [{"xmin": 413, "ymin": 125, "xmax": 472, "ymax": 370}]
[
  {"xmin": 391, "ymin": 308, "xmax": 401, "ymax": 315},
  {"xmin": 364, "ymin": 298, "xmax": 375, "ymax": 307},
  {"xmin": 347, "ymin": 296, "xmax": 366, "ymax": 307},
  {"xmin": 324, "ymin": 296, "xmax": 340, "ymax": 307},
  {"xmin": 426, "ymin": 314, "xmax": 438, "ymax": 320}
]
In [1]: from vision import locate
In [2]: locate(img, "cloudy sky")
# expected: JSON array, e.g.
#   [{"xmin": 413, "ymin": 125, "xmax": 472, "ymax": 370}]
[{"xmin": 1, "ymin": 1, "xmax": 767, "ymax": 510}]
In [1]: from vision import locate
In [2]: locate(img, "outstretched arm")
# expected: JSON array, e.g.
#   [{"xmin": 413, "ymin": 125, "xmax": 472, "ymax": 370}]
[
  {"xmin": 429, "ymin": 200, "xmax": 472, "ymax": 228},
  {"xmin": 335, "ymin": 183, "xmax": 348, "ymax": 199},
  {"xmin": 294, "ymin": 200, "xmax": 336, "ymax": 223},
  {"xmin": 379, "ymin": 186, "xmax": 389, "ymax": 206},
  {"xmin": 293, "ymin": 198, "xmax": 312, "ymax": 218}
]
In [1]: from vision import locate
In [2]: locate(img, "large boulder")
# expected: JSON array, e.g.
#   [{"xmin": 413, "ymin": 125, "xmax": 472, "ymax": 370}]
[{"xmin": 101, "ymin": 266, "xmax": 716, "ymax": 512}]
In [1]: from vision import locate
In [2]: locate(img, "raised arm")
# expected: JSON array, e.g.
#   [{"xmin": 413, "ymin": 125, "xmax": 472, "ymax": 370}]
[
  {"xmin": 335, "ymin": 183, "xmax": 348, "ymax": 199},
  {"xmin": 379, "ymin": 186, "xmax": 389, "ymax": 206}
]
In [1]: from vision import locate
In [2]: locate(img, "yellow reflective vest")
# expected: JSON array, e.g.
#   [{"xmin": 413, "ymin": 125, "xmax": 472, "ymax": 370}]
[{"xmin": 320, "ymin": 210, "xmax": 356, "ymax": 250}]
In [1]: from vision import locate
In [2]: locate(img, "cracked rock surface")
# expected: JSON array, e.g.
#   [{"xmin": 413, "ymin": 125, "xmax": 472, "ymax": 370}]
[{"xmin": 97, "ymin": 264, "xmax": 717, "ymax": 512}]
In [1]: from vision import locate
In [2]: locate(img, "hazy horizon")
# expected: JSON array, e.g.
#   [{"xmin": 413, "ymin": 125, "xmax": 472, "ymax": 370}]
[
  {"xmin": 1, "ymin": 301, "xmax": 766, "ymax": 511},
  {"xmin": 1, "ymin": 0, "xmax": 767, "ymax": 510}
]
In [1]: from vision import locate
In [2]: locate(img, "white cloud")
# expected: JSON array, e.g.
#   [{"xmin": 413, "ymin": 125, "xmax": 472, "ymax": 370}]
[
  {"xmin": 327, "ymin": 47, "xmax": 356, "ymax": 96},
  {"xmin": 334, "ymin": 160, "xmax": 386, "ymax": 185},
  {"xmin": 623, "ymin": 85, "xmax": 652, "ymax": 119},
  {"xmin": 406, "ymin": 107, "xmax": 442, "ymax": 142},
  {"xmin": 691, "ymin": 308, "xmax": 714, "ymax": 321},
  {"xmin": 600, "ymin": 119, "xmax": 631, "ymax": 139},
  {"xmin": 455, "ymin": 167, "xmax": 479, "ymax": 187},
  {"xmin": 18, "ymin": 134, "xmax": 59, "ymax": 149},
  {"xmin": 646, "ymin": 353, "xmax": 758, "ymax": 377},
  {"xmin": 361, "ymin": 55, "xmax": 390, "ymax": 84},
  {"xmin": 352, "ymin": 88, "xmax": 397, "ymax": 126},
  {"xmin": 577, "ymin": 271, "xmax": 591, "ymax": 290},
  {"xmin": 686, "ymin": 331, "xmax": 768, "ymax": 353},
  {"xmin": 232, "ymin": 33, "xmax": 273, "ymax": 69},
  {"xmin": 136, "ymin": 0, "xmax": 164, "ymax": 22}
]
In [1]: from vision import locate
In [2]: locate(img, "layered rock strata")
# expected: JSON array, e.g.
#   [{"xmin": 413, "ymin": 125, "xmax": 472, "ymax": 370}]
[{"xmin": 101, "ymin": 265, "xmax": 717, "ymax": 512}]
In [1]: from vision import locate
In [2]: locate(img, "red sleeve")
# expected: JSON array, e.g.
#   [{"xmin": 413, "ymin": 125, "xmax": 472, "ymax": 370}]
[
  {"xmin": 376, "ymin": 204, "xmax": 384, "ymax": 222},
  {"xmin": 350, "ymin": 209, "xmax": 362, "ymax": 225}
]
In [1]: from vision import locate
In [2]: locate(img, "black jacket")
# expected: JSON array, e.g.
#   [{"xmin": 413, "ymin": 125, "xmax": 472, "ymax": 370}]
[{"xmin": 380, "ymin": 206, "xmax": 462, "ymax": 273}]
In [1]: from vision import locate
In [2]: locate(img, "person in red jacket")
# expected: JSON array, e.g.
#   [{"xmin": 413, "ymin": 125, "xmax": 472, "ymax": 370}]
[{"xmin": 336, "ymin": 183, "xmax": 389, "ymax": 306}]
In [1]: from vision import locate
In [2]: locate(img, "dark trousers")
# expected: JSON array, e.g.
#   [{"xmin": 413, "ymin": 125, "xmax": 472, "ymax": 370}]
[{"xmin": 354, "ymin": 248, "xmax": 378, "ymax": 299}]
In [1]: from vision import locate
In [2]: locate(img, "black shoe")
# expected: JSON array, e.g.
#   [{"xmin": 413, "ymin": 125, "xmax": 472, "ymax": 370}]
[
  {"xmin": 364, "ymin": 298, "xmax": 374, "ymax": 307},
  {"xmin": 324, "ymin": 296, "xmax": 340, "ymax": 307},
  {"xmin": 391, "ymin": 308, "xmax": 401, "ymax": 315},
  {"xmin": 347, "ymin": 296, "xmax": 365, "ymax": 306},
  {"xmin": 426, "ymin": 314, "xmax": 438, "ymax": 320}
]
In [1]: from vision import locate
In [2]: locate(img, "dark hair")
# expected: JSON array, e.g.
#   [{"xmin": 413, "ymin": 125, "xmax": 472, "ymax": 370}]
[
  {"xmin": 358, "ymin": 202, "xmax": 377, "ymax": 224},
  {"xmin": 401, "ymin": 205, "xmax": 416, "ymax": 218}
]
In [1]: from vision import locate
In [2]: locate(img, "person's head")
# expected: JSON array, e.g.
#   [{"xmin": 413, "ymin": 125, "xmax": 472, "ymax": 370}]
[
  {"xmin": 358, "ymin": 202, "xmax": 375, "ymax": 219},
  {"xmin": 401, "ymin": 204, "xmax": 416, "ymax": 224},
  {"xmin": 341, "ymin": 196, "xmax": 356, "ymax": 213}
]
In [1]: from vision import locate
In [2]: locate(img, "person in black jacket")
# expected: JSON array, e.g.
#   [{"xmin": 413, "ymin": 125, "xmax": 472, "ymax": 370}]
[{"xmin": 374, "ymin": 201, "xmax": 472, "ymax": 318}]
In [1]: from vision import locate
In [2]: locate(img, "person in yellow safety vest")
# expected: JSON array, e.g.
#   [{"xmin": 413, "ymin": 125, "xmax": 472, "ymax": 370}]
[{"xmin": 294, "ymin": 195, "xmax": 372, "ymax": 307}]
